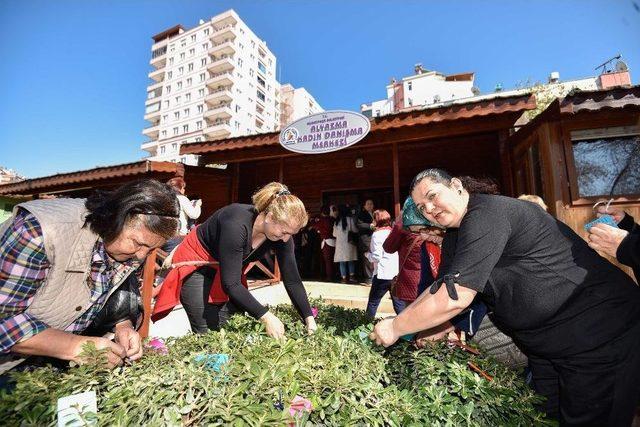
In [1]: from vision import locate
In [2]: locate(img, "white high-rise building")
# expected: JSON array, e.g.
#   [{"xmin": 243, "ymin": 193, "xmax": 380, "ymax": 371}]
[
  {"xmin": 142, "ymin": 10, "xmax": 281, "ymax": 164},
  {"xmin": 279, "ymin": 84, "xmax": 324, "ymax": 127}
]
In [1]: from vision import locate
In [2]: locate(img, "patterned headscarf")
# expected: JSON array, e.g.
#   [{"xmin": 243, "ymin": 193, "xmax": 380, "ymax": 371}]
[{"xmin": 402, "ymin": 197, "xmax": 439, "ymax": 229}]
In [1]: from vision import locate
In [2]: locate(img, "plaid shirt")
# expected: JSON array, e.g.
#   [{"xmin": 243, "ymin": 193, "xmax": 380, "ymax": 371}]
[{"xmin": 0, "ymin": 208, "xmax": 139, "ymax": 353}]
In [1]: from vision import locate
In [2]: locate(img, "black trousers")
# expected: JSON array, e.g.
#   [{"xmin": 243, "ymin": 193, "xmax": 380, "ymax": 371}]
[
  {"xmin": 180, "ymin": 266, "xmax": 241, "ymax": 333},
  {"xmin": 528, "ymin": 321, "xmax": 640, "ymax": 426}
]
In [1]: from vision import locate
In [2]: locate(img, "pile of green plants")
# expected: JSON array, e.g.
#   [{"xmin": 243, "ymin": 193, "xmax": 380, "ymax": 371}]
[{"xmin": 0, "ymin": 303, "xmax": 551, "ymax": 426}]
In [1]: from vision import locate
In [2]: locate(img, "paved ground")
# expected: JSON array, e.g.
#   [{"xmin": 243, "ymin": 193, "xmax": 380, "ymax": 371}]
[{"xmin": 149, "ymin": 281, "xmax": 394, "ymax": 338}]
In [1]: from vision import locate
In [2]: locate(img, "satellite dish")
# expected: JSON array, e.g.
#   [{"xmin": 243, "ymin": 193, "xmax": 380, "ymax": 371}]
[{"xmin": 615, "ymin": 60, "xmax": 629, "ymax": 72}]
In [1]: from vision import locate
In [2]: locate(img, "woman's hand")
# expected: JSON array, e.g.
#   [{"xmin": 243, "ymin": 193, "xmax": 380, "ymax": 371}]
[
  {"xmin": 588, "ymin": 223, "xmax": 629, "ymax": 258},
  {"xmin": 595, "ymin": 205, "xmax": 626, "ymax": 223},
  {"xmin": 369, "ymin": 317, "xmax": 400, "ymax": 347},
  {"xmin": 70, "ymin": 336, "xmax": 127, "ymax": 368},
  {"xmin": 260, "ymin": 311, "xmax": 286, "ymax": 340},
  {"xmin": 305, "ymin": 316, "xmax": 317, "ymax": 335},
  {"xmin": 114, "ymin": 320, "xmax": 143, "ymax": 361}
]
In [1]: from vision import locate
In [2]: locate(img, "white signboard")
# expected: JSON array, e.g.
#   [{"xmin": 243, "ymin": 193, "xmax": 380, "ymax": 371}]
[{"xmin": 279, "ymin": 110, "xmax": 371, "ymax": 154}]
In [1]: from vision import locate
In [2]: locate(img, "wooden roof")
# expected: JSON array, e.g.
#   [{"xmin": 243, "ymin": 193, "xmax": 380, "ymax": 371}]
[
  {"xmin": 152, "ymin": 25, "xmax": 184, "ymax": 42},
  {"xmin": 182, "ymin": 92, "xmax": 536, "ymax": 158},
  {"xmin": 0, "ymin": 161, "xmax": 182, "ymax": 196}
]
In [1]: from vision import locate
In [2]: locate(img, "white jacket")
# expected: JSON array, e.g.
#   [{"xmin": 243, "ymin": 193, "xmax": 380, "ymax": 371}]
[
  {"xmin": 366, "ymin": 228, "xmax": 399, "ymax": 280},
  {"xmin": 177, "ymin": 194, "xmax": 201, "ymax": 235}
]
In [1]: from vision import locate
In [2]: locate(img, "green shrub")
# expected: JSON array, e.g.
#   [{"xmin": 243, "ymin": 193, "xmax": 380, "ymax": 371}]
[{"xmin": 0, "ymin": 303, "xmax": 552, "ymax": 426}]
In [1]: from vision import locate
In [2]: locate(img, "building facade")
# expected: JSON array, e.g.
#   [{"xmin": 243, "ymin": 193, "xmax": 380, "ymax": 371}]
[
  {"xmin": 279, "ymin": 84, "xmax": 324, "ymax": 127},
  {"xmin": 142, "ymin": 10, "xmax": 281, "ymax": 165}
]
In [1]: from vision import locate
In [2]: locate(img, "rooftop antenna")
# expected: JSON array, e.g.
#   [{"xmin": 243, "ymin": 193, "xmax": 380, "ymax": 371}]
[{"xmin": 595, "ymin": 54, "xmax": 622, "ymax": 74}]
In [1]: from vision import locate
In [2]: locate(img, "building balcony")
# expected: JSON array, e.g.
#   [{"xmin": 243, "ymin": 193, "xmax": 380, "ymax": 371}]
[
  {"xmin": 206, "ymin": 71, "xmax": 234, "ymax": 88},
  {"xmin": 144, "ymin": 103, "xmax": 161, "ymax": 121},
  {"xmin": 147, "ymin": 80, "xmax": 163, "ymax": 92},
  {"xmin": 208, "ymin": 39, "xmax": 235, "ymax": 57},
  {"xmin": 205, "ymin": 86, "xmax": 233, "ymax": 105},
  {"xmin": 141, "ymin": 140, "xmax": 159, "ymax": 151},
  {"xmin": 148, "ymin": 68, "xmax": 165, "ymax": 83},
  {"xmin": 203, "ymin": 120, "xmax": 232, "ymax": 138},
  {"xmin": 212, "ymin": 13, "xmax": 238, "ymax": 29},
  {"xmin": 207, "ymin": 55, "xmax": 235, "ymax": 73},
  {"xmin": 142, "ymin": 124, "xmax": 160, "ymax": 140},
  {"xmin": 204, "ymin": 103, "xmax": 232, "ymax": 120},
  {"xmin": 210, "ymin": 24, "xmax": 236, "ymax": 44}
]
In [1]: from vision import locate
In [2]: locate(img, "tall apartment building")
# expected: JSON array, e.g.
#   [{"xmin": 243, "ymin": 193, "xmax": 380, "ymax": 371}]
[
  {"xmin": 142, "ymin": 10, "xmax": 281, "ymax": 164},
  {"xmin": 279, "ymin": 84, "xmax": 323, "ymax": 127}
]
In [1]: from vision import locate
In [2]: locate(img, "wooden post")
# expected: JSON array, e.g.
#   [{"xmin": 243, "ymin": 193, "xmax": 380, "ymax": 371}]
[
  {"xmin": 230, "ymin": 162, "xmax": 239, "ymax": 203},
  {"xmin": 498, "ymin": 130, "xmax": 514, "ymax": 196},
  {"xmin": 392, "ymin": 142, "xmax": 401, "ymax": 218},
  {"xmin": 140, "ymin": 248, "xmax": 157, "ymax": 339}
]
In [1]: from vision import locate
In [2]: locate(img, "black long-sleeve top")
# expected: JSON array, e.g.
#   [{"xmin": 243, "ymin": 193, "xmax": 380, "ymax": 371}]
[
  {"xmin": 617, "ymin": 213, "xmax": 640, "ymax": 282},
  {"xmin": 196, "ymin": 203, "xmax": 312, "ymax": 320}
]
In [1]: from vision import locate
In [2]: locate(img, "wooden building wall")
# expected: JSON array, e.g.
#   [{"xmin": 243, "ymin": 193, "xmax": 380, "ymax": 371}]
[{"xmin": 509, "ymin": 110, "xmax": 640, "ymax": 281}]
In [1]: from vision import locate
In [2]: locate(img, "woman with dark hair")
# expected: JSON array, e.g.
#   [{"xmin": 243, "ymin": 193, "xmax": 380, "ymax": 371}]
[
  {"xmin": 0, "ymin": 179, "xmax": 178, "ymax": 371},
  {"xmin": 152, "ymin": 182, "xmax": 316, "ymax": 339},
  {"xmin": 371, "ymin": 168, "xmax": 640, "ymax": 426},
  {"xmin": 309, "ymin": 205, "xmax": 337, "ymax": 282},
  {"xmin": 364, "ymin": 209, "xmax": 401, "ymax": 317},
  {"xmin": 332, "ymin": 204, "xmax": 358, "ymax": 283}
]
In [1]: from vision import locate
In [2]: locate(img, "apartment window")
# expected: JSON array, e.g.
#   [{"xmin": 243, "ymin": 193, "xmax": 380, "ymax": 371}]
[
  {"xmin": 189, "ymin": 48, "xmax": 195, "ymax": 56},
  {"xmin": 197, "ymin": 104, "xmax": 204, "ymax": 113},
  {"xmin": 164, "ymin": 100, "xmax": 170, "ymax": 108},
  {"xmin": 198, "ymin": 89, "xmax": 205, "ymax": 98},
  {"xmin": 202, "ymin": 42, "xmax": 209, "ymax": 50},
  {"xmin": 186, "ymin": 93, "xmax": 191, "ymax": 101},
  {"xmin": 249, "ymin": 69, "xmax": 254, "ymax": 77},
  {"xmin": 257, "ymin": 75, "xmax": 265, "ymax": 87},
  {"xmin": 181, "ymin": 157, "xmax": 187, "ymax": 163},
  {"xmin": 268, "ymin": 58, "xmax": 272, "ymax": 67},
  {"xmin": 160, "ymin": 130, "xmax": 167, "ymax": 139},
  {"xmin": 195, "ymin": 137, "xmax": 202, "ymax": 142},
  {"xmin": 174, "ymin": 111, "xmax": 180, "ymax": 120},
  {"xmin": 188, "ymin": 63, "xmax": 194, "ymax": 72},
  {"xmin": 191, "ymin": 35, "xmax": 196, "ymax": 42},
  {"xmin": 257, "ymin": 89, "xmax": 265, "ymax": 102},
  {"xmin": 183, "ymin": 124, "xmax": 189, "ymax": 133},
  {"xmin": 165, "ymin": 85, "xmax": 171, "ymax": 94},
  {"xmin": 186, "ymin": 78, "xmax": 192, "ymax": 86},
  {"xmin": 201, "ymin": 58, "xmax": 207, "ymax": 67},
  {"xmin": 168, "ymin": 71, "xmax": 173, "ymax": 80},
  {"xmin": 204, "ymin": 29, "xmax": 210, "ymax": 36},
  {"xmin": 408, "ymin": 82, "xmax": 412, "ymax": 91},
  {"xmin": 251, "ymin": 40, "xmax": 255, "ymax": 48},
  {"xmin": 257, "ymin": 61, "xmax": 266, "ymax": 74},
  {"xmin": 180, "ymin": 52, "xmax": 185, "ymax": 60},
  {"xmin": 160, "ymin": 145, "xmax": 166, "ymax": 154},
  {"xmin": 173, "ymin": 127, "xmax": 179, "ymax": 135},
  {"xmin": 169, "ymin": 43, "xmax": 175, "ymax": 51},
  {"xmin": 235, "ymin": 121, "xmax": 240, "ymax": 130},
  {"xmin": 237, "ymin": 58, "xmax": 243, "ymax": 67},
  {"xmin": 177, "ymin": 81, "xmax": 182, "ymax": 90},
  {"xmin": 184, "ymin": 108, "xmax": 190, "ymax": 117},
  {"xmin": 196, "ymin": 120, "xmax": 203, "ymax": 130},
  {"xmin": 169, "ymin": 58, "xmax": 174, "ymax": 65},
  {"xmin": 238, "ymin": 42, "xmax": 244, "ymax": 50},
  {"xmin": 199, "ymin": 73, "xmax": 206, "ymax": 82},
  {"xmin": 162, "ymin": 114, "xmax": 168, "ymax": 123},
  {"xmin": 172, "ymin": 142, "xmax": 177, "ymax": 151},
  {"xmin": 181, "ymin": 39, "xmax": 186, "ymax": 47},
  {"xmin": 178, "ymin": 66, "xmax": 184, "ymax": 75},
  {"xmin": 235, "ymin": 105, "xmax": 241, "ymax": 113}
]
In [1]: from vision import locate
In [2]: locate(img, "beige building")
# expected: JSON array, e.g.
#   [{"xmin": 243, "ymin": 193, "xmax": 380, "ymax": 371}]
[{"xmin": 279, "ymin": 84, "xmax": 323, "ymax": 127}]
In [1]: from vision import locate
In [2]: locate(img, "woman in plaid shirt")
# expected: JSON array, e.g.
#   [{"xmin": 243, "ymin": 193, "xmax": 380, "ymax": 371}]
[{"xmin": 0, "ymin": 180, "xmax": 179, "ymax": 370}]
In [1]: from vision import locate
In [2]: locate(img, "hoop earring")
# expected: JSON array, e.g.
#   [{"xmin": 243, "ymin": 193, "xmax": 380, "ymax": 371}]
[{"xmin": 458, "ymin": 189, "xmax": 462, "ymax": 195}]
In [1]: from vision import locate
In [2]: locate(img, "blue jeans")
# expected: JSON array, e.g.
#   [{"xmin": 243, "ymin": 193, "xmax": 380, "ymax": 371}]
[
  {"xmin": 338, "ymin": 261, "xmax": 356, "ymax": 277},
  {"xmin": 366, "ymin": 276, "xmax": 407, "ymax": 318}
]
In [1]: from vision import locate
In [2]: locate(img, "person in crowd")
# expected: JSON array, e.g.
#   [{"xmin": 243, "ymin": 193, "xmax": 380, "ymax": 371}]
[
  {"xmin": 383, "ymin": 197, "xmax": 441, "ymax": 309},
  {"xmin": 164, "ymin": 177, "xmax": 202, "ymax": 253},
  {"xmin": 152, "ymin": 182, "xmax": 316, "ymax": 339},
  {"xmin": 332, "ymin": 204, "xmax": 359, "ymax": 283},
  {"xmin": 364, "ymin": 209, "xmax": 401, "ymax": 317},
  {"xmin": 517, "ymin": 194, "xmax": 548, "ymax": 211},
  {"xmin": 371, "ymin": 168, "xmax": 640, "ymax": 426},
  {"xmin": 309, "ymin": 205, "xmax": 337, "ymax": 282},
  {"xmin": 588, "ymin": 205, "xmax": 639, "ymax": 281},
  {"xmin": 357, "ymin": 199, "xmax": 375, "ymax": 284},
  {"xmin": 0, "ymin": 180, "xmax": 179, "ymax": 370}
]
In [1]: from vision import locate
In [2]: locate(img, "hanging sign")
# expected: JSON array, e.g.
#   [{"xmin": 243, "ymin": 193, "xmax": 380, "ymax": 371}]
[{"xmin": 279, "ymin": 110, "xmax": 371, "ymax": 154}]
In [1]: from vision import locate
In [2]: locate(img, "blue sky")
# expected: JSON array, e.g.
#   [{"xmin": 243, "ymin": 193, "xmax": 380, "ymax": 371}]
[{"xmin": 1, "ymin": 0, "xmax": 638, "ymax": 179}]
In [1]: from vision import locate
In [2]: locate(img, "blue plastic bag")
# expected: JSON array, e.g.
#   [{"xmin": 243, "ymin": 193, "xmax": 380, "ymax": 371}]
[{"xmin": 584, "ymin": 215, "xmax": 619, "ymax": 232}]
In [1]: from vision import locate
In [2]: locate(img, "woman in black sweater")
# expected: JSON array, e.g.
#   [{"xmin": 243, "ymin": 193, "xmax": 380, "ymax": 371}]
[
  {"xmin": 153, "ymin": 182, "xmax": 316, "ymax": 339},
  {"xmin": 371, "ymin": 168, "xmax": 640, "ymax": 426}
]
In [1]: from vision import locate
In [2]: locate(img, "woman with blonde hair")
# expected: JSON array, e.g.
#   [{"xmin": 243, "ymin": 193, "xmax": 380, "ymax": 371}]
[{"xmin": 153, "ymin": 182, "xmax": 316, "ymax": 339}]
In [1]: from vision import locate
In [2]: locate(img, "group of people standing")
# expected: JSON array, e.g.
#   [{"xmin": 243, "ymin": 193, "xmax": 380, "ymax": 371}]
[{"xmin": 1, "ymin": 167, "xmax": 639, "ymax": 425}]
